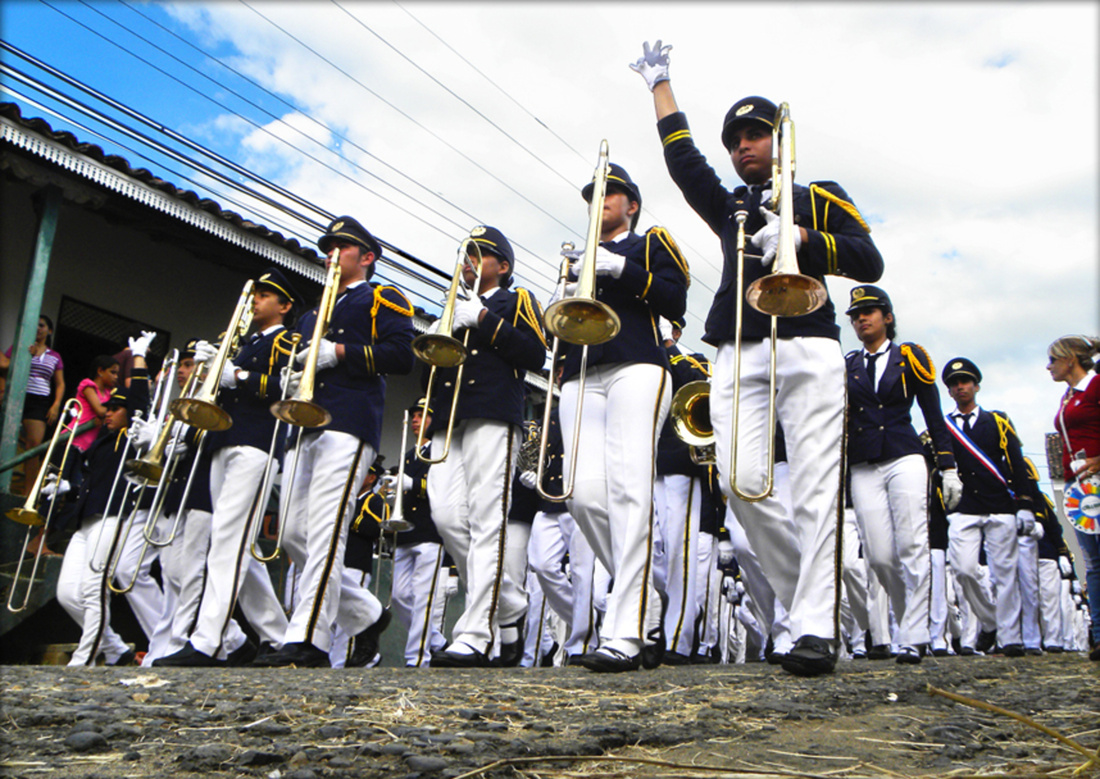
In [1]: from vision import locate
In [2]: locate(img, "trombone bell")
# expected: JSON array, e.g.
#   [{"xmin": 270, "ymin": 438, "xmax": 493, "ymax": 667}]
[
  {"xmin": 411, "ymin": 333, "xmax": 467, "ymax": 368},
  {"xmin": 5, "ymin": 507, "xmax": 45, "ymax": 527},
  {"xmin": 544, "ymin": 298, "xmax": 620, "ymax": 346},
  {"xmin": 670, "ymin": 380, "xmax": 713, "ymax": 448},
  {"xmin": 124, "ymin": 459, "xmax": 164, "ymax": 483},
  {"xmin": 169, "ymin": 399, "xmax": 232, "ymax": 432},
  {"xmin": 381, "ymin": 517, "xmax": 414, "ymax": 533},
  {"xmin": 746, "ymin": 273, "xmax": 828, "ymax": 318},
  {"xmin": 271, "ymin": 399, "xmax": 332, "ymax": 428}
]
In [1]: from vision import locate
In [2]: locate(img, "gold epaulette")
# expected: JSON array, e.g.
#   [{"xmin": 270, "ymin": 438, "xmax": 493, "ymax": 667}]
[
  {"xmin": 810, "ymin": 184, "xmax": 871, "ymax": 233},
  {"xmin": 513, "ymin": 288, "xmax": 549, "ymax": 350},
  {"xmin": 992, "ymin": 412, "xmax": 1018, "ymax": 473},
  {"xmin": 646, "ymin": 226, "xmax": 691, "ymax": 288},
  {"xmin": 900, "ymin": 343, "xmax": 936, "ymax": 385},
  {"xmin": 371, "ymin": 285, "xmax": 415, "ymax": 341}
]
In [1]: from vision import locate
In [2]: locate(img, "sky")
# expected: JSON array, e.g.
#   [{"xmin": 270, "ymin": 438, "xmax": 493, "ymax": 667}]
[{"xmin": 1, "ymin": 0, "xmax": 1097, "ymax": 485}]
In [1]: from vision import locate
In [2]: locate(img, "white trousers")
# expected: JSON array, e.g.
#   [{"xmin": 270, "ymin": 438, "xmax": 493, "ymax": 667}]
[
  {"xmin": 429, "ymin": 418, "xmax": 520, "ymax": 653},
  {"xmin": 111, "ymin": 509, "xmax": 165, "ymax": 641},
  {"xmin": 654, "ymin": 474, "xmax": 702, "ymax": 656},
  {"xmin": 928, "ymin": 548, "xmax": 959, "ymax": 652},
  {"xmin": 563, "ymin": 516, "xmax": 603, "ymax": 656},
  {"xmin": 725, "ymin": 501, "xmax": 793, "ymax": 655},
  {"xmin": 711, "ymin": 338, "xmax": 844, "ymax": 640},
  {"xmin": 561, "ymin": 362, "xmax": 669, "ymax": 656},
  {"xmin": 528, "ymin": 510, "xmax": 575, "ymax": 636},
  {"xmin": 280, "ymin": 431, "xmax": 373, "ymax": 651},
  {"xmin": 1016, "ymin": 535, "xmax": 1041, "ymax": 650},
  {"xmin": 1037, "ymin": 559, "xmax": 1063, "ymax": 649},
  {"xmin": 695, "ymin": 532, "xmax": 718, "ymax": 656},
  {"xmin": 391, "ymin": 541, "xmax": 448, "ymax": 666},
  {"xmin": 840, "ymin": 508, "xmax": 869, "ymax": 650},
  {"xmin": 850, "ymin": 455, "xmax": 931, "ymax": 646},
  {"xmin": 57, "ymin": 515, "xmax": 130, "ymax": 666},
  {"xmin": 948, "ymin": 512, "xmax": 1022, "ymax": 644}
]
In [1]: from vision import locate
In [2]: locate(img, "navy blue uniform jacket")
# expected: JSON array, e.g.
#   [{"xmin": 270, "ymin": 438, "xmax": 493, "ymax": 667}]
[
  {"xmin": 295, "ymin": 281, "xmax": 416, "ymax": 450},
  {"xmin": 208, "ymin": 326, "xmax": 295, "ymax": 456},
  {"xmin": 560, "ymin": 229, "xmax": 688, "ymax": 382},
  {"xmin": 846, "ymin": 342, "xmax": 956, "ymax": 470},
  {"xmin": 947, "ymin": 408, "xmax": 1033, "ymax": 515},
  {"xmin": 396, "ymin": 443, "xmax": 443, "ymax": 548},
  {"xmin": 657, "ymin": 111, "xmax": 883, "ymax": 345},
  {"xmin": 427, "ymin": 286, "xmax": 546, "ymax": 432}
]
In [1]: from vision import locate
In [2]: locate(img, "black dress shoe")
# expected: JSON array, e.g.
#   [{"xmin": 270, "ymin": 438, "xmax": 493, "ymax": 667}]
[
  {"xmin": 347, "ymin": 609, "xmax": 391, "ymax": 668},
  {"xmin": 663, "ymin": 650, "xmax": 693, "ymax": 666},
  {"xmin": 1023, "ymin": 647, "xmax": 1043, "ymax": 657},
  {"xmin": 573, "ymin": 648, "xmax": 640, "ymax": 673},
  {"xmin": 1001, "ymin": 643, "xmax": 1025, "ymax": 657},
  {"xmin": 498, "ymin": 618, "xmax": 526, "ymax": 668},
  {"xmin": 975, "ymin": 629, "xmax": 997, "ymax": 654},
  {"xmin": 539, "ymin": 642, "xmax": 559, "ymax": 667},
  {"xmin": 896, "ymin": 645, "xmax": 922, "ymax": 665},
  {"xmin": 867, "ymin": 644, "xmax": 894, "ymax": 660},
  {"xmin": 226, "ymin": 639, "xmax": 258, "ymax": 667},
  {"xmin": 431, "ymin": 644, "xmax": 489, "ymax": 668},
  {"xmin": 1044, "ymin": 645, "xmax": 1064, "ymax": 654},
  {"xmin": 958, "ymin": 646, "xmax": 977, "ymax": 656},
  {"xmin": 110, "ymin": 648, "xmax": 138, "ymax": 667},
  {"xmin": 153, "ymin": 642, "xmax": 225, "ymax": 668},
  {"xmin": 931, "ymin": 647, "xmax": 950, "ymax": 657},
  {"xmin": 780, "ymin": 635, "xmax": 837, "ymax": 677},
  {"xmin": 251, "ymin": 641, "xmax": 331, "ymax": 668}
]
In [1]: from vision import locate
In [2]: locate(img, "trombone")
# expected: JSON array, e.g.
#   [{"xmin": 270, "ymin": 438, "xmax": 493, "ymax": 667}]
[
  {"xmin": 381, "ymin": 409, "xmax": 414, "ymax": 533},
  {"xmin": 271, "ymin": 255, "xmax": 339, "ymax": 428},
  {"xmin": 411, "ymin": 238, "xmax": 484, "ymax": 464},
  {"xmin": 172, "ymin": 280, "xmax": 256, "ymax": 431},
  {"xmin": 729, "ymin": 102, "xmax": 826, "ymax": 502},
  {"xmin": 6, "ymin": 398, "xmax": 83, "ymax": 612}
]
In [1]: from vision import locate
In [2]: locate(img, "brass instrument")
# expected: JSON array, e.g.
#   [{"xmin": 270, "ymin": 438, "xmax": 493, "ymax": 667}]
[
  {"xmin": 172, "ymin": 280, "xmax": 256, "ymax": 431},
  {"xmin": 381, "ymin": 409, "xmax": 414, "ymax": 533},
  {"xmin": 6, "ymin": 398, "xmax": 83, "ymax": 612},
  {"xmin": 126, "ymin": 349, "xmax": 186, "ymax": 483},
  {"xmin": 669, "ymin": 379, "xmax": 716, "ymax": 466},
  {"xmin": 745, "ymin": 103, "xmax": 827, "ymax": 318},
  {"xmin": 543, "ymin": 140, "xmax": 621, "ymax": 346},
  {"xmin": 515, "ymin": 420, "xmax": 541, "ymax": 475},
  {"xmin": 88, "ymin": 410, "xmax": 144, "ymax": 573},
  {"xmin": 271, "ymin": 256, "xmax": 339, "ymax": 428},
  {"xmin": 413, "ymin": 238, "xmax": 484, "ymax": 464}
]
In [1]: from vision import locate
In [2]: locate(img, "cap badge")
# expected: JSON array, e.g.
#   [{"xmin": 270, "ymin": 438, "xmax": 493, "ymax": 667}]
[
  {"xmin": 852, "ymin": 287, "xmax": 864, "ymax": 300},
  {"xmin": 952, "ymin": 361, "xmax": 962, "ymax": 369},
  {"xmin": 332, "ymin": 220, "xmax": 344, "ymax": 232},
  {"xmin": 736, "ymin": 104, "xmax": 754, "ymax": 116},
  {"xmin": 470, "ymin": 226, "xmax": 487, "ymax": 237}
]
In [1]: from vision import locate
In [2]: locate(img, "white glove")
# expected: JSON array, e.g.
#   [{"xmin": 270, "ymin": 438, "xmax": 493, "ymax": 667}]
[
  {"xmin": 941, "ymin": 469, "xmax": 963, "ymax": 511},
  {"xmin": 219, "ymin": 360, "xmax": 239, "ymax": 389},
  {"xmin": 281, "ymin": 367, "xmax": 302, "ymax": 396},
  {"xmin": 128, "ymin": 417, "xmax": 157, "ymax": 450},
  {"xmin": 445, "ymin": 575, "xmax": 460, "ymax": 598},
  {"xmin": 594, "ymin": 247, "xmax": 626, "ymax": 278},
  {"xmin": 309, "ymin": 339, "xmax": 339, "ymax": 371},
  {"xmin": 717, "ymin": 539, "xmax": 735, "ymax": 566},
  {"xmin": 1015, "ymin": 509, "xmax": 1036, "ymax": 537},
  {"xmin": 452, "ymin": 297, "xmax": 485, "ymax": 332},
  {"xmin": 193, "ymin": 340, "xmax": 217, "ymax": 365},
  {"xmin": 629, "ymin": 39, "xmax": 672, "ymax": 91},
  {"xmin": 1059, "ymin": 556, "xmax": 1073, "ymax": 577},
  {"xmin": 750, "ymin": 206, "xmax": 801, "ymax": 270},
  {"xmin": 1029, "ymin": 521, "xmax": 1045, "ymax": 540},
  {"xmin": 519, "ymin": 470, "xmax": 538, "ymax": 490},
  {"xmin": 549, "ymin": 281, "xmax": 578, "ymax": 306},
  {"xmin": 128, "ymin": 330, "xmax": 157, "ymax": 358},
  {"xmin": 42, "ymin": 474, "xmax": 71, "ymax": 499},
  {"xmin": 164, "ymin": 437, "xmax": 188, "ymax": 462},
  {"xmin": 658, "ymin": 318, "xmax": 675, "ymax": 343}
]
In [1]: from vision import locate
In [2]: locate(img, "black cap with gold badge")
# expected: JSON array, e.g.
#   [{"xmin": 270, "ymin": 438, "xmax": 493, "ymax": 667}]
[
  {"xmin": 845, "ymin": 285, "xmax": 893, "ymax": 316},
  {"xmin": 318, "ymin": 216, "xmax": 381, "ymax": 258},
  {"xmin": 582, "ymin": 162, "xmax": 643, "ymax": 210},
  {"xmin": 105, "ymin": 387, "xmax": 129, "ymax": 408},
  {"xmin": 468, "ymin": 225, "xmax": 515, "ymax": 267},
  {"xmin": 407, "ymin": 397, "xmax": 433, "ymax": 416},
  {"xmin": 255, "ymin": 267, "xmax": 300, "ymax": 307},
  {"xmin": 721, "ymin": 95, "xmax": 778, "ymax": 151},
  {"xmin": 942, "ymin": 357, "xmax": 982, "ymax": 386}
]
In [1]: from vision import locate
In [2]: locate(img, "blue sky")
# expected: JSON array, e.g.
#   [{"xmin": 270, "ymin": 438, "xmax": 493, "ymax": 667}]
[{"xmin": 2, "ymin": 1, "xmax": 1098, "ymax": 484}]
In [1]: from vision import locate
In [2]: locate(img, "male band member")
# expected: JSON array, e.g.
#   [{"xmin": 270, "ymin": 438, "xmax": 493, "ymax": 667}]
[
  {"xmin": 386, "ymin": 399, "xmax": 448, "ymax": 667},
  {"xmin": 258, "ymin": 216, "xmax": 415, "ymax": 667},
  {"xmin": 427, "ymin": 225, "xmax": 547, "ymax": 668},
  {"xmin": 154, "ymin": 270, "xmax": 299, "ymax": 667},
  {"xmin": 560, "ymin": 162, "xmax": 690, "ymax": 673},
  {"xmin": 653, "ymin": 317, "xmax": 711, "ymax": 663},
  {"xmin": 844, "ymin": 285, "xmax": 961, "ymax": 664},
  {"xmin": 633, "ymin": 40, "xmax": 884, "ymax": 675},
  {"xmin": 942, "ymin": 357, "xmax": 1035, "ymax": 657},
  {"xmin": 56, "ymin": 331, "xmax": 154, "ymax": 666}
]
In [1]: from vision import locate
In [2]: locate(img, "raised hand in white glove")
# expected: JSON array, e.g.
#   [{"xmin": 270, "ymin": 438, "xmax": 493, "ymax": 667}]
[
  {"xmin": 452, "ymin": 297, "xmax": 485, "ymax": 332},
  {"xmin": 1059, "ymin": 556, "xmax": 1073, "ymax": 577},
  {"xmin": 519, "ymin": 470, "xmax": 538, "ymax": 491},
  {"xmin": 129, "ymin": 330, "xmax": 157, "ymax": 358},
  {"xmin": 1029, "ymin": 521, "xmax": 1045, "ymax": 540},
  {"xmin": 629, "ymin": 39, "xmax": 672, "ymax": 91},
  {"xmin": 750, "ymin": 206, "xmax": 801, "ymax": 270},
  {"xmin": 219, "ymin": 360, "xmax": 240, "ymax": 389},
  {"xmin": 281, "ymin": 366, "xmax": 302, "ymax": 396},
  {"xmin": 941, "ymin": 469, "xmax": 963, "ymax": 510},
  {"xmin": 1015, "ymin": 509, "xmax": 1036, "ymax": 537},
  {"xmin": 717, "ymin": 539, "xmax": 735, "ymax": 566},
  {"xmin": 193, "ymin": 340, "xmax": 217, "ymax": 365},
  {"xmin": 128, "ymin": 417, "xmax": 157, "ymax": 450}
]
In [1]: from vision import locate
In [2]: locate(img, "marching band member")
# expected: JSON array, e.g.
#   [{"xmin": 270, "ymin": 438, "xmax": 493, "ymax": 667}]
[
  {"xmin": 844, "ymin": 285, "xmax": 961, "ymax": 664},
  {"xmin": 155, "ymin": 270, "xmax": 299, "ymax": 666},
  {"xmin": 653, "ymin": 317, "xmax": 710, "ymax": 663},
  {"xmin": 257, "ymin": 216, "xmax": 415, "ymax": 667},
  {"xmin": 426, "ymin": 225, "xmax": 547, "ymax": 668},
  {"xmin": 942, "ymin": 357, "xmax": 1034, "ymax": 657},
  {"xmin": 387, "ymin": 400, "xmax": 448, "ymax": 667},
  {"xmin": 561, "ymin": 163, "xmax": 690, "ymax": 673},
  {"xmin": 633, "ymin": 40, "xmax": 883, "ymax": 675},
  {"xmin": 56, "ymin": 330, "xmax": 154, "ymax": 666}
]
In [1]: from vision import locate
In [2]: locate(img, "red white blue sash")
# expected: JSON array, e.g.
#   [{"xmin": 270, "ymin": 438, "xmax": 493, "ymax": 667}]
[{"xmin": 945, "ymin": 414, "xmax": 1015, "ymax": 498}]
